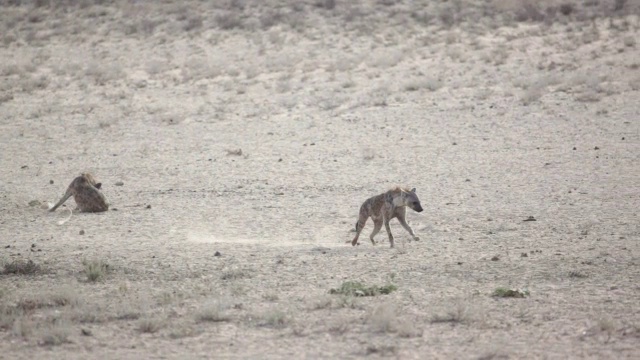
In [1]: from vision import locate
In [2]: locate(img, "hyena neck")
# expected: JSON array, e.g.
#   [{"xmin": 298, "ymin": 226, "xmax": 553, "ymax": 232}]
[{"xmin": 390, "ymin": 193, "xmax": 406, "ymax": 207}]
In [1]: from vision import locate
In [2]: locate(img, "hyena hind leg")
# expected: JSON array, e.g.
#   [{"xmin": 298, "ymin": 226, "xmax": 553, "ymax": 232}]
[
  {"xmin": 369, "ymin": 219, "xmax": 383, "ymax": 245},
  {"xmin": 350, "ymin": 218, "xmax": 368, "ymax": 246}
]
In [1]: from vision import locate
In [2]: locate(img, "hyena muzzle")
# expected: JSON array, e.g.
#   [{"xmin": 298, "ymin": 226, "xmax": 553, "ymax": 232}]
[{"xmin": 351, "ymin": 187, "xmax": 423, "ymax": 248}]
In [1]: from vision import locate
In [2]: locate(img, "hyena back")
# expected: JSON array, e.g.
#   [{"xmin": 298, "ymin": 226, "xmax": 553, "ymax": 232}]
[
  {"xmin": 49, "ymin": 173, "xmax": 109, "ymax": 213},
  {"xmin": 351, "ymin": 187, "xmax": 423, "ymax": 248}
]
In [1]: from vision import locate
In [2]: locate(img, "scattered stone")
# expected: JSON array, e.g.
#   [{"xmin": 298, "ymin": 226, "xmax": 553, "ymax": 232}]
[
  {"xmin": 523, "ymin": 216, "xmax": 537, "ymax": 222},
  {"xmin": 521, "ymin": 252, "xmax": 528, "ymax": 257},
  {"xmin": 115, "ymin": 181, "xmax": 124, "ymax": 186},
  {"xmin": 79, "ymin": 230, "xmax": 85, "ymax": 235},
  {"xmin": 491, "ymin": 255, "xmax": 500, "ymax": 261},
  {"xmin": 572, "ymin": 147, "xmax": 576, "ymax": 150},
  {"xmin": 146, "ymin": 205, "xmax": 151, "ymax": 209},
  {"xmin": 594, "ymin": 146, "xmax": 600, "ymax": 150},
  {"xmin": 214, "ymin": 251, "xmax": 221, "ymax": 257},
  {"xmin": 81, "ymin": 328, "xmax": 92, "ymax": 336},
  {"xmin": 28, "ymin": 200, "xmax": 41, "ymax": 207},
  {"xmin": 49, "ymin": 180, "xmax": 54, "ymax": 184}
]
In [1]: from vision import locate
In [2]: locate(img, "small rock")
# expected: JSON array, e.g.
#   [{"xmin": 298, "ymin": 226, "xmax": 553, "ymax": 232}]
[
  {"xmin": 214, "ymin": 251, "xmax": 221, "ymax": 257},
  {"xmin": 4, "ymin": 245, "xmax": 10, "ymax": 248},
  {"xmin": 115, "ymin": 181, "xmax": 124, "ymax": 186},
  {"xmin": 452, "ymin": 142, "xmax": 457, "ymax": 145},
  {"xmin": 278, "ymin": 158, "xmax": 283, "ymax": 162},
  {"xmin": 31, "ymin": 244, "xmax": 36, "ymax": 248},
  {"xmin": 21, "ymin": 165, "xmax": 28, "ymax": 169},
  {"xmin": 457, "ymin": 262, "xmax": 463, "ymax": 265},
  {"xmin": 79, "ymin": 230, "xmax": 85, "ymax": 235},
  {"xmin": 572, "ymin": 147, "xmax": 577, "ymax": 150},
  {"xmin": 146, "ymin": 205, "xmax": 151, "ymax": 209},
  {"xmin": 81, "ymin": 328, "xmax": 92, "ymax": 336},
  {"xmin": 521, "ymin": 252, "xmax": 528, "ymax": 257},
  {"xmin": 594, "ymin": 146, "xmax": 600, "ymax": 150},
  {"xmin": 491, "ymin": 255, "xmax": 500, "ymax": 261},
  {"xmin": 28, "ymin": 200, "xmax": 41, "ymax": 207},
  {"xmin": 49, "ymin": 180, "xmax": 54, "ymax": 184},
  {"xmin": 523, "ymin": 216, "xmax": 536, "ymax": 222}
]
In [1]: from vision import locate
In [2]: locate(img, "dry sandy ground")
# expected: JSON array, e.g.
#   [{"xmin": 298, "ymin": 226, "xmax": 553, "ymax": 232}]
[{"xmin": 1, "ymin": 1, "xmax": 639, "ymax": 359}]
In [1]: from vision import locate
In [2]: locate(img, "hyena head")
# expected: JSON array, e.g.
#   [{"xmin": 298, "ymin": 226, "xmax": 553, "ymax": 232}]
[{"xmin": 404, "ymin": 188, "xmax": 423, "ymax": 213}]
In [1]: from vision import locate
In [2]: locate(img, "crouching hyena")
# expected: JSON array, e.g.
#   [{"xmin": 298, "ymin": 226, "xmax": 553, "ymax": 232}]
[
  {"xmin": 49, "ymin": 173, "xmax": 109, "ymax": 213},
  {"xmin": 351, "ymin": 187, "xmax": 423, "ymax": 248}
]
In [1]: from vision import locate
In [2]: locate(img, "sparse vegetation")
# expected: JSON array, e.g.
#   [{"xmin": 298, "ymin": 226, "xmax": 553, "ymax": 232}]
[
  {"xmin": 0, "ymin": 0, "xmax": 637, "ymax": 358},
  {"xmin": 431, "ymin": 302, "xmax": 470, "ymax": 324},
  {"xmin": 137, "ymin": 317, "xmax": 164, "ymax": 334},
  {"xmin": 329, "ymin": 281, "xmax": 397, "ymax": 297},
  {"xmin": 368, "ymin": 303, "xmax": 397, "ymax": 333},
  {"xmin": 2, "ymin": 259, "xmax": 42, "ymax": 275},
  {"xmin": 492, "ymin": 288, "xmax": 530, "ymax": 298},
  {"xmin": 196, "ymin": 300, "xmax": 230, "ymax": 323},
  {"xmin": 220, "ymin": 268, "xmax": 251, "ymax": 280},
  {"xmin": 259, "ymin": 310, "xmax": 288, "ymax": 329},
  {"xmin": 82, "ymin": 259, "xmax": 110, "ymax": 282},
  {"xmin": 569, "ymin": 270, "xmax": 588, "ymax": 278},
  {"xmin": 40, "ymin": 322, "xmax": 71, "ymax": 346}
]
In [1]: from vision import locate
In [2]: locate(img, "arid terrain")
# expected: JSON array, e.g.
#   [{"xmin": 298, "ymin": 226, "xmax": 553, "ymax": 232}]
[{"xmin": 1, "ymin": 0, "xmax": 639, "ymax": 359}]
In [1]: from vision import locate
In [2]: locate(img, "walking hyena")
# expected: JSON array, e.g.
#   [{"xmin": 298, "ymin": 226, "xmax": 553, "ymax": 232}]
[
  {"xmin": 49, "ymin": 173, "xmax": 109, "ymax": 213},
  {"xmin": 351, "ymin": 187, "xmax": 423, "ymax": 248}
]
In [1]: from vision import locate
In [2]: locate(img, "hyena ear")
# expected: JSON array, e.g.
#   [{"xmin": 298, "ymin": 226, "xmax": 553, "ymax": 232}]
[{"xmin": 410, "ymin": 188, "xmax": 416, "ymax": 193}]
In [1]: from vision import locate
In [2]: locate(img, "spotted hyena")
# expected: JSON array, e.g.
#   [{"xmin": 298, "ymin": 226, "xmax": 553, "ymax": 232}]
[
  {"xmin": 351, "ymin": 187, "xmax": 423, "ymax": 248},
  {"xmin": 49, "ymin": 173, "xmax": 109, "ymax": 213}
]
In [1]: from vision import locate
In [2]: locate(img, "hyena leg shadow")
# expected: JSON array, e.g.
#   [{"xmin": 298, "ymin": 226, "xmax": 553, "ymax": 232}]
[
  {"xmin": 369, "ymin": 219, "xmax": 383, "ymax": 245},
  {"xmin": 397, "ymin": 214, "xmax": 420, "ymax": 241}
]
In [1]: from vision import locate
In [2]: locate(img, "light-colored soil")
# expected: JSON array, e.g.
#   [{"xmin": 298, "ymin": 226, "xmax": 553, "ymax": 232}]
[{"xmin": 1, "ymin": 1, "xmax": 639, "ymax": 359}]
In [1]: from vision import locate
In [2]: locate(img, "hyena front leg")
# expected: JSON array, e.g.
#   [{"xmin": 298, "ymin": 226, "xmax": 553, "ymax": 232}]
[
  {"xmin": 383, "ymin": 217, "xmax": 395, "ymax": 248},
  {"xmin": 397, "ymin": 213, "xmax": 420, "ymax": 241},
  {"xmin": 369, "ymin": 219, "xmax": 383, "ymax": 245}
]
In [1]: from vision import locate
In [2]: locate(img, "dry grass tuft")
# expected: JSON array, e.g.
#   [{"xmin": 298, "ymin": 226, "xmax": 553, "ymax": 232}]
[
  {"xmin": 196, "ymin": 299, "xmax": 230, "ymax": 323},
  {"xmin": 40, "ymin": 322, "xmax": 71, "ymax": 346},
  {"xmin": 368, "ymin": 302, "xmax": 397, "ymax": 333},
  {"xmin": 137, "ymin": 317, "xmax": 164, "ymax": 334},
  {"xmin": 2, "ymin": 259, "xmax": 43, "ymax": 275},
  {"xmin": 431, "ymin": 302, "xmax": 470, "ymax": 324},
  {"xmin": 259, "ymin": 310, "xmax": 288, "ymax": 329},
  {"xmin": 82, "ymin": 259, "xmax": 110, "ymax": 282}
]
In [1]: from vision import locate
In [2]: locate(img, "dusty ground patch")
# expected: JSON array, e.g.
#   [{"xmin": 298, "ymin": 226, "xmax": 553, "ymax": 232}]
[{"xmin": 1, "ymin": 0, "xmax": 639, "ymax": 359}]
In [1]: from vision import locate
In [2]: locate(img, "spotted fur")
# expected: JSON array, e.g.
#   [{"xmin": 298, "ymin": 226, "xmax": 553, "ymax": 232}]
[
  {"xmin": 49, "ymin": 173, "xmax": 109, "ymax": 213},
  {"xmin": 351, "ymin": 187, "xmax": 423, "ymax": 248}
]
